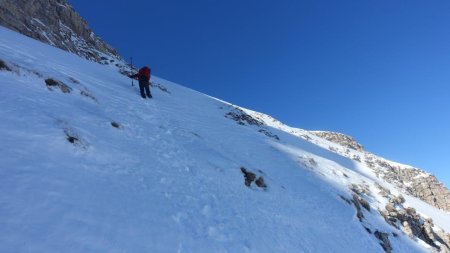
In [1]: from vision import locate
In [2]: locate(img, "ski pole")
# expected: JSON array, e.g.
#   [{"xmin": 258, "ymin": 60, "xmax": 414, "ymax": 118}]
[{"xmin": 130, "ymin": 57, "xmax": 134, "ymax": 86}]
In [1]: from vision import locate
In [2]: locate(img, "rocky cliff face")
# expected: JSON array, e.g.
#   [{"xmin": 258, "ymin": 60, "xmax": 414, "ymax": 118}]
[
  {"xmin": 311, "ymin": 131, "xmax": 450, "ymax": 213},
  {"xmin": 367, "ymin": 154, "xmax": 450, "ymax": 212},
  {"xmin": 0, "ymin": 0, "xmax": 124, "ymax": 66}
]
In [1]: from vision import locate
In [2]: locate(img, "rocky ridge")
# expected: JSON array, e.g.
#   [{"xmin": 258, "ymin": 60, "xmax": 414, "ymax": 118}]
[
  {"xmin": 376, "ymin": 184, "xmax": 450, "ymax": 253},
  {"xmin": 311, "ymin": 131, "xmax": 365, "ymax": 152},
  {"xmin": 348, "ymin": 182, "xmax": 450, "ymax": 253},
  {"xmin": 226, "ymin": 107, "xmax": 450, "ymax": 252},
  {"xmin": 0, "ymin": 0, "xmax": 126, "ymax": 68},
  {"xmin": 311, "ymin": 131, "xmax": 450, "ymax": 213}
]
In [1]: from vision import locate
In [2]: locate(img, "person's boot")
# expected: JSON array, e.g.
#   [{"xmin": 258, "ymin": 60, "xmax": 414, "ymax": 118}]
[{"xmin": 145, "ymin": 86, "xmax": 152, "ymax": 98}]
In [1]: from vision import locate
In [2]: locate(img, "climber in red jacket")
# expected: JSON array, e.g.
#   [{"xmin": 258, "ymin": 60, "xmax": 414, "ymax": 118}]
[{"xmin": 129, "ymin": 66, "xmax": 152, "ymax": 99}]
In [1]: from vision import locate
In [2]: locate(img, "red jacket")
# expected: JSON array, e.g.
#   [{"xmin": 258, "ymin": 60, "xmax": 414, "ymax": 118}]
[
  {"xmin": 138, "ymin": 66, "xmax": 151, "ymax": 80},
  {"xmin": 131, "ymin": 66, "xmax": 151, "ymax": 83}
]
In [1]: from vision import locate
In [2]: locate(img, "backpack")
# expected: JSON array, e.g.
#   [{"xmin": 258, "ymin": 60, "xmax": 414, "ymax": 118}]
[{"xmin": 138, "ymin": 66, "xmax": 151, "ymax": 82}]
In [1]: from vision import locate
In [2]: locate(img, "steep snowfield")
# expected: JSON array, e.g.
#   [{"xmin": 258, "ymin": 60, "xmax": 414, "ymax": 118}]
[{"xmin": 0, "ymin": 26, "xmax": 445, "ymax": 252}]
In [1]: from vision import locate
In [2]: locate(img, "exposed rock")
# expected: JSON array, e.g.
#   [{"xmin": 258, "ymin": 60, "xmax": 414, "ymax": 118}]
[
  {"xmin": 359, "ymin": 197, "xmax": 371, "ymax": 212},
  {"xmin": 352, "ymin": 154, "xmax": 362, "ymax": 162},
  {"xmin": 380, "ymin": 194, "xmax": 450, "ymax": 252},
  {"xmin": 308, "ymin": 158, "xmax": 317, "ymax": 167},
  {"xmin": 374, "ymin": 231, "xmax": 393, "ymax": 253},
  {"xmin": 350, "ymin": 183, "xmax": 370, "ymax": 196},
  {"xmin": 402, "ymin": 220, "xmax": 414, "ymax": 238},
  {"xmin": 226, "ymin": 107, "xmax": 263, "ymax": 126},
  {"xmin": 310, "ymin": 130, "xmax": 450, "ymax": 213},
  {"xmin": 349, "ymin": 183, "xmax": 372, "ymax": 215},
  {"xmin": 258, "ymin": 129, "xmax": 279, "ymax": 141},
  {"xmin": 111, "ymin": 122, "xmax": 121, "ymax": 129},
  {"xmin": 64, "ymin": 129, "xmax": 85, "ymax": 148},
  {"xmin": 339, "ymin": 195, "xmax": 352, "ymax": 205},
  {"xmin": 68, "ymin": 77, "xmax": 79, "ymax": 84},
  {"xmin": 391, "ymin": 195, "xmax": 406, "ymax": 205},
  {"xmin": 0, "ymin": 59, "xmax": 11, "ymax": 71},
  {"xmin": 240, "ymin": 167, "xmax": 267, "ymax": 189},
  {"xmin": 80, "ymin": 90, "xmax": 98, "ymax": 102},
  {"xmin": 375, "ymin": 159, "xmax": 450, "ymax": 213},
  {"xmin": 0, "ymin": 0, "xmax": 124, "ymax": 66},
  {"xmin": 255, "ymin": 176, "xmax": 267, "ymax": 188},
  {"xmin": 66, "ymin": 135, "xmax": 78, "ymax": 144},
  {"xmin": 435, "ymin": 230, "xmax": 450, "ymax": 253},
  {"xmin": 150, "ymin": 82, "xmax": 171, "ymax": 94},
  {"xmin": 45, "ymin": 78, "xmax": 72, "ymax": 93},
  {"xmin": 385, "ymin": 203, "xmax": 396, "ymax": 213},
  {"xmin": 351, "ymin": 194, "xmax": 365, "ymax": 221},
  {"xmin": 226, "ymin": 107, "xmax": 280, "ymax": 141},
  {"xmin": 241, "ymin": 167, "xmax": 256, "ymax": 187},
  {"xmin": 375, "ymin": 183, "xmax": 391, "ymax": 198},
  {"xmin": 311, "ymin": 131, "xmax": 364, "ymax": 151}
]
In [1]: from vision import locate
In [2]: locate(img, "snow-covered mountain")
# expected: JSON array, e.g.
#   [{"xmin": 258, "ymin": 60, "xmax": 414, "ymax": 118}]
[
  {"xmin": 243, "ymin": 110, "xmax": 450, "ymax": 215},
  {"xmin": 1, "ymin": 14, "xmax": 450, "ymax": 253}
]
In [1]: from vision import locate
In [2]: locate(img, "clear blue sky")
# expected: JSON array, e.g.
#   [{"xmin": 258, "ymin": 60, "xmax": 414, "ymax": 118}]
[{"xmin": 69, "ymin": 0, "xmax": 450, "ymax": 186}]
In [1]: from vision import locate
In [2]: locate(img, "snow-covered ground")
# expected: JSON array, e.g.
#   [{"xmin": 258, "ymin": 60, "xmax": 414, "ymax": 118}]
[{"xmin": 0, "ymin": 26, "xmax": 447, "ymax": 252}]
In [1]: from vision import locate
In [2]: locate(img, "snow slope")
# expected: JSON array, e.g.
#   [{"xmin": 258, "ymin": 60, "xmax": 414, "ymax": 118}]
[{"xmin": 0, "ymin": 26, "xmax": 446, "ymax": 252}]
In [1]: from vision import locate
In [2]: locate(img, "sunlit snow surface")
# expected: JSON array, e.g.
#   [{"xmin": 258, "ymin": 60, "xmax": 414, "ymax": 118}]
[{"xmin": 0, "ymin": 26, "xmax": 445, "ymax": 252}]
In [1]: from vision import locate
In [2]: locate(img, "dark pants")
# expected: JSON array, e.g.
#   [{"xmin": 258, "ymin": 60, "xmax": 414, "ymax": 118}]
[{"xmin": 139, "ymin": 81, "xmax": 152, "ymax": 98}]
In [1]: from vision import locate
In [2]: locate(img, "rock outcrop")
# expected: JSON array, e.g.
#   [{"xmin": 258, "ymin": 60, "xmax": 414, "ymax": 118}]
[
  {"xmin": 378, "ymin": 188, "xmax": 450, "ymax": 253},
  {"xmin": 311, "ymin": 131, "xmax": 365, "ymax": 151},
  {"xmin": 312, "ymin": 131, "xmax": 450, "ymax": 213},
  {"xmin": 369, "ymin": 156, "xmax": 450, "ymax": 212},
  {"xmin": 225, "ymin": 107, "xmax": 279, "ymax": 140},
  {"xmin": 0, "ymin": 0, "xmax": 123, "ymax": 66}
]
